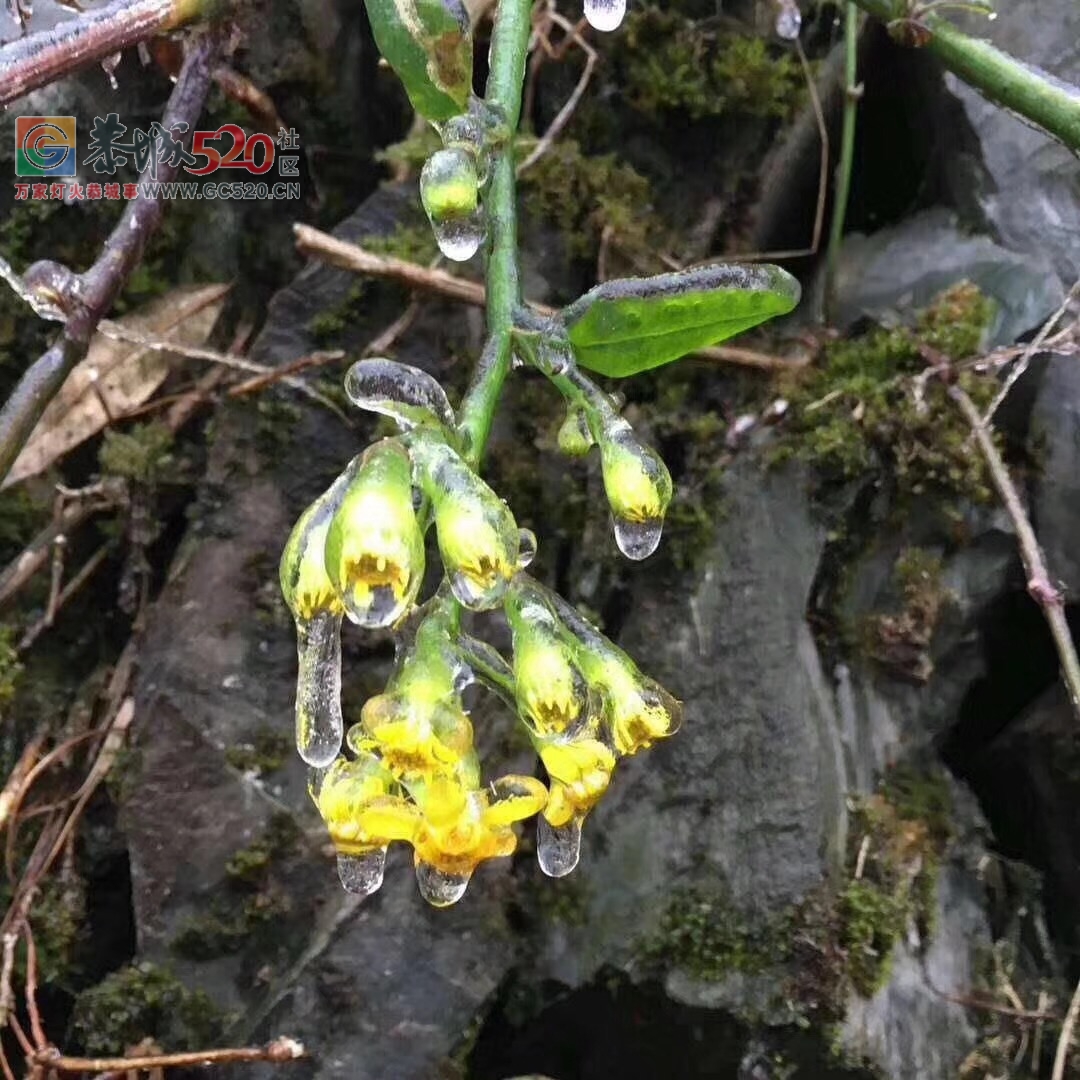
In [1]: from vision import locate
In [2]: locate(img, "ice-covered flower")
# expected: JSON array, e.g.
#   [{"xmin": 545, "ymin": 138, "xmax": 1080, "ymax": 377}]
[{"xmin": 598, "ymin": 419, "xmax": 673, "ymax": 560}]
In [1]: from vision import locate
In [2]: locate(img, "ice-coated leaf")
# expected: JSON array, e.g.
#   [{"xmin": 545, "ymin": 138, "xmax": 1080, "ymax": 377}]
[
  {"xmin": 362, "ymin": 0, "xmax": 473, "ymax": 122},
  {"xmin": 4, "ymin": 284, "xmax": 229, "ymax": 489},
  {"xmin": 561, "ymin": 264, "xmax": 800, "ymax": 378},
  {"xmin": 344, "ymin": 358, "xmax": 456, "ymax": 435}
]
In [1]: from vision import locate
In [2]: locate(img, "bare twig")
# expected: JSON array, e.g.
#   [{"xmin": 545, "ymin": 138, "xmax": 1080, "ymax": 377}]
[
  {"xmin": 23, "ymin": 926, "xmax": 47, "ymax": 1053},
  {"xmin": 0, "ymin": 0, "xmax": 210, "ymax": 108},
  {"xmin": 0, "ymin": 33, "xmax": 220, "ymax": 484},
  {"xmin": 0, "ymin": 734, "xmax": 47, "ymax": 833},
  {"xmin": 30, "ymin": 1036, "xmax": 306, "ymax": 1073},
  {"xmin": 294, "ymin": 225, "xmax": 802, "ymax": 371},
  {"xmin": 1053, "ymin": 975, "xmax": 1080, "ymax": 1080},
  {"xmin": 983, "ymin": 281, "xmax": 1079, "ymax": 424},
  {"xmin": 949, "ymin": 383, "xmax": 1080, "ymax": 721}
]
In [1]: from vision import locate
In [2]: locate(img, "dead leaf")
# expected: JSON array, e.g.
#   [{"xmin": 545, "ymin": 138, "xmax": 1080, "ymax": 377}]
[{"xmin": 3, "ymin": 283, "xmax": 229, "ymax": 489}]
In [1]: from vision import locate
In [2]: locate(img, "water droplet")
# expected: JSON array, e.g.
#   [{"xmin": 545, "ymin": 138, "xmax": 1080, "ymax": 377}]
[
  {"xmin": 415, "ymin": 861, "xmax": 471, "ymax": 906},
  {"xmin": 584, "ymin": 0, "xmax": 625, "ymax": 31},
  {"xmin": 517, "ymin": 528, "xmax": 537, "ymax": 570},
  {"xmin": 775, "ymin": 3, "xmax": 801, "ymax": 40},
  {"xmin": 337, "ymin": 848, "xmax": 387, "ymax": 896},
  {"xmin": 612, "ymin": 516, "xmax": 663, "ymax": 561},
  {"xmin": 432, "ymin": 213, "xmax": 485, "ymax": 262},
  {"xmin": 537, "ymin": 815, "xmax": 582, "ymax": 877},
  {"xmin": 295, "ymin": 611, "xmax": 344, "ymax": 767}
]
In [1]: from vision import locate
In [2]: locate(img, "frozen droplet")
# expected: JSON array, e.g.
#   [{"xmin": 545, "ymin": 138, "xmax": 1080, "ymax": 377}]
[
  {"xmin": 775, "ymin": 2, "xmax": 801, "ymax": 40},
  {"xmin": 415, "ymin": 861, "xmax": 471, "ymax": 906},
  {"xmin": 432, "ymin": 213, "xmax": 485, "ymax": 262},
  {"xmin": 537, "ymin": 815, "xmax": 582, "ymax": 877},
  {"xmin": 584, "ymin": 0, "xmax": 625, "ymax": 31},
  {"xmin": 344, "ymin": 358, "xmax": 456, "ymax": 433},
  {"xmin": 612, "ymin": 515, "xmax": 663, "ymax": 561},
  {"xmin": 337, "ymin": 848, "xmax": 387, "ymax": 896},
  {"xmin": 101, "ymin": 51, "xmax": 121, "ymax": 90},
  {"xmin": 294, "ymin": 610, "xmax": 344, "ymax": 767},
  {"xmin": 517, "ymin": 528, "xmax": 537, "ymax": 570}
]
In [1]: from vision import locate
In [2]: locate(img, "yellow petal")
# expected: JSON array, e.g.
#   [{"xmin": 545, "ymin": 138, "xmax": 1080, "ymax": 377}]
[{"xmin": 484, "ymin": 775, "xmax": 548, "ymax": 826}]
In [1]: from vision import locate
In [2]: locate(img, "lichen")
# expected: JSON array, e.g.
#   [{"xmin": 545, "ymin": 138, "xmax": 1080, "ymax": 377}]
[
  {"xmin": 70, "ymin": 962, "xmax": 224, "ymax": 1056},
  {"xmin": 773, "ymin": 283, "xmax": 997, "ymax": 502}
]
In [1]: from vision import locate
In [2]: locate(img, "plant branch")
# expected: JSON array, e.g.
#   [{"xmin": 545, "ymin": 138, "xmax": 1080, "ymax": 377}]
[
  {"xmin": 1053, "ymin": 975, "xmax": 1080, "ymax": 1080},
  {"xmin": 824, "ymin": 2, "xmax": 859, "ymax": 321},
  {"xmin": 852, "ymin": 0, "xmax": 1080, "ymax": 153},
  {"xmin": 948, "ymin": 383, "xmax": 1080, "ymax": 722},
  {"xmin": 29, "ymin": 1036, "xmax": 306, "ymax": 1073},
  {"xmin": 0, "ymin": 33, "xmax": 219, "ymax": 486},
  {"xmin": 293, "ymin": 225, "xmax": 802, "ymax": 372},
  {"xmin": 455, "ymin": 0, "xmax": 532, "ymax": 467},
  {"xmin": 0, "ymin": 0, "xmax": 211, "ymax": 108}
]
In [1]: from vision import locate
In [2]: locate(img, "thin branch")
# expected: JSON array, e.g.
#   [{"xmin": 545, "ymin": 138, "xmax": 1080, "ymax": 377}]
[
  {"xmin": 1053, "ymin": 976, "xmax": 1080, "ymax": 1080},
  {"xmin": 30, "ymin": 1037, "xmax": 306, "ymax": 1073},
  {"xmin": 0, "ymin": 32, "xmax": 220, "ymax": 485},
  {"xmin": 0, "ymin": 0, "xmax": 210, "ymax": 108},
  {"xmin": 949, "ymin": 383, "xmax": 1080, "ymax": 721},
  {"xmin": 294, "ymin": 225, "xmax": 802, "ymax": 371}
]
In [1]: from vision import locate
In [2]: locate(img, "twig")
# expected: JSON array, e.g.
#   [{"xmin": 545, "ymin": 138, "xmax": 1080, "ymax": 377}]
[
  {"xmin": 1053, "ymin": 975, "xmax": 1080, "ymax": 1080},
  {"xmin": 0, "ymin": 734, "xmax": 47, "ymax": 833},
  {"xmin": 23, "ymin": 926, "xmax": 47, "ymax": 1052},
  {"xmin": 225, "ymin": 351, "xmax": 345, "ymax": 398},
  {"xmin": 934, "ymin": 988, "xmax": 1061, "ymax": 1022},
  {"xmin": 949, "ymin": 383, "xmax": 1080, "ymax": 721},
  {"xmin": 294, "ymin": 225, "xmax": 802, "ymax": 372},
  {"xmin": 0, "ymin": 933, "xmax": 16, "ymax": 1028},
  {"xmin": 0, "ymin": 33, "xmax": 220, "ymax": 485},
  {"xmin": 0, "ymin": 0, "xmax": 210, "ymax": 108},
  {"xmin": 30, "ymin": 1037, "xmax": 306, "ymax": 1073},
  {"xmin": 983, "ymin": 281, "xmax": 1079, "ymax": 424}
]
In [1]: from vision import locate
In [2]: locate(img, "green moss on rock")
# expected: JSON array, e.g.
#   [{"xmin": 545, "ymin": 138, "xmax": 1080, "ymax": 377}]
[{"xmin": 224, "ymin": 727, "xmax": 291, "ymax": 776}]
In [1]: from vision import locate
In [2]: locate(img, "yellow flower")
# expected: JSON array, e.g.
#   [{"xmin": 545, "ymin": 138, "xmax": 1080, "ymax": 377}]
[
  {"xmin": 599, "ymin": 421, "xmax": 672, "ymax": 524},
  {"xmin": 356, "ymin": 692, "xmax": 476, "ymax": 781},
  {"xmin": 538, "ymin": 738, "xmax": 616, "ymax": 827},
  {"xmin": 315, "ymin": 755, "xmax": 420, "ymax": 856},
  {"xmin": 279, "ymin": 486, "xmax": 346, "ymax": 623},
  {"xmin": 324, "ymin": 440, "xmax": 424, "ymax": 628},
  {"xmin": 594, "ymin": 658, "xmax": 682, "ymax": 756},
  {"xmin": 515, "ymin": 638, "xmax": 585, "ymax": 736},
  {"xmin": 411, "ymin": 774, "xmax": 547, "ymax": 890},
  {"xmin": 420, "ymin": 148, "xmax": 479, "ymax": 221}
]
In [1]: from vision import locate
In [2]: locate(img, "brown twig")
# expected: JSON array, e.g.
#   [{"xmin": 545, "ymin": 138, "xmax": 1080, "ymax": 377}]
[
  {"xmin": 225, "ymin": 351, "xmax": 345, "ymax": 398},
  {"xmin": 0, "ymin": 33, "xmax": 220, "ymax": 484},
  {"xmin": 1053, "ymin": 976, "xmax": 1080, "ymax": 1080},
  {"xmin": 949, "ymin": 383, "xmax": 1080, "ymax": 721},
  {"xmin": 294, "ymin": 225, "xmax": 802, "ymax": 371},
  {"xmin": 0, "ymin": 734, "xmax": 47, "ymax": 833},
  {"xmin": 23, "ymin": 926, "xmax": 47, "ymax": 1052},
  {"xmin": 30, "ymin": 1036, "xmax": 306, "ymax": 1073}
]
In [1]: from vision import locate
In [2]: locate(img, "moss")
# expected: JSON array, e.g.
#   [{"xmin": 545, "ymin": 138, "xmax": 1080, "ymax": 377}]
[
  {"xmin": 773, "ymin": 283, "xmax": 997, "ymax": 502},
  {"xmin": 224, "ymin": 727, "xmax": 291, "ymax": 776},
  {"xmin": 26, "ymin": 874, "xmax": 85, "ymax": 989},
  {"xmin": 70, "ymin": 962, "xmax": 224, "ymax": 1056},
  {"xmin": 621, "ymin": 9, "xmax": 803, "ymax": 120},
  {"xmin": 98, "ymin": 421, "xmax": 176, "ymax": 486},
  {"xmin": 306, "ymin": 282, "xmax": 368, "ymax": 346},
  {"xmin": 365, "ymin": 222, "xmax": 439, "ymax": 265},
  {"xmin": 0, "ymin": 625, "xmax": 22, "ymax": 712},
  {"xmin": 642, "ymin": 888, "xmax": 787, "ymax": 981},
  {"xmin": 862, "ymin": 547, "xmax": 953, "ymax": 682},
  {"xmin": 837, "ymin": 880, "xmax": 903, "ymax": 996},
  {"xmin": 253, "ymin": 395, "xmax": 302, "ymax": 457}
]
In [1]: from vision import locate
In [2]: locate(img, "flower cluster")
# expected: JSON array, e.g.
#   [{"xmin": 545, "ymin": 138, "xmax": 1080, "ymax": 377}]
[{"xmin": 280, "ymin": 359, "xmax": 681, "ymax": 905}]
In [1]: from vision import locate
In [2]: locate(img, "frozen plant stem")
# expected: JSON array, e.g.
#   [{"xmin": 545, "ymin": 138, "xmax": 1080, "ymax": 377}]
[
  {"xmin": 0, "ymin": 33, "xmax": 219, "ymax": 485},
  {"xmin": 455, "ymin": 0, "xmax": 532, "ymax": 468},
  {"xmin": 852, "ymin": 0, "xmax": 1080, "ymax": 153},
  {"xmin": 949, "ymin": 384, "xmax": 1080, "ymax": 724},
  {"xmin": 824, "ymin": 1, "xmax": 858, "ymax": 322}
]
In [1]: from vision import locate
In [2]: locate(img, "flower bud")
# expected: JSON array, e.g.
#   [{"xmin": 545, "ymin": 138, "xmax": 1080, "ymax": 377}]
[
  {"xmin": 557, "ymin": 403, "xmax": 596, "ymax": 457},
  {"xmin": 411, "ymin": 432, "xmax": 520, "ymax": 609},
  {"xmin": 324, "ymin": 439, "xmax": 425, "ymax": 628},
  {"xmin": 420, "ymin": 148, "xmax": 484, "ymax": 262},
  {"xmin": 599, "ymin": 419, "xmax": 673, "ymax": 560}
]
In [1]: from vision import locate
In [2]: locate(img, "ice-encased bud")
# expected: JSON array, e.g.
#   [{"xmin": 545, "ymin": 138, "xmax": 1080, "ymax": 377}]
[
  {"xmin": 410, "ymin": 432, "xmax": 520, "ymax": 609},
  {"xmin": 557, "ymin": 403, "xmax": 595, "ymax": 457},
  {"xmin": 775, "ymin": 0, "xmax": 802, "ymax": 40},
  {"xmin": 598, "ymin": 419, "xmax": 672, "ymax": 560},
  {"xmin": 505, "ymin": 581, "xmax": 592, "ymax": 738},
  {"xmin": 584, "ymin": 0, "xmax": 626, "ymax": 32},
  {"xmin": 420, "ymin": 147, "xmax": 484, "ymax": 262},
  {"xmin": 280, "ymin": 478, "xmax": 349, "ymax": 767},
  {"xmin": 439, "ymin": 112, "xmax": 489, "ymax": 185},
  {"xmin": 344, "ymin": 358, "xmax": 456, "ymax": 435},
  {"xmin": 324, "ymin": 440, "xmax": 425, "ymax": 628}
]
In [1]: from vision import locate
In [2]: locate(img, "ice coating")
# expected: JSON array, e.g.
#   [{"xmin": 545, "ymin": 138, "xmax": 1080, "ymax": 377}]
[
  {"xmin": 598, "ymin": 418, "xmax": 672, "ymax": 561},
  {"xmin": 344, "ymin": 358, "xmax": 456, "ymax": 434},
  {"xmin": 612, "ymin": 516, "xmax": 664, "ymax": 560},
  {"xmin": 583, "ymin": 0, "xmax": 626, "ymax": 32},
  {"xmin": 432, "ymin": 213, "xmax": 485, "ymax": 262},
  {"xmin": 517, "ymin": 528, "xmax": 537, "ymax": 570},
  {"xmin": 294, "ymin": 610, "xmax": 345, "ymax": 767},
  {"xmin": 537, "ymin": 814, "xmax": 582, "ymax": 877},
  {"xmin": 415, "ymin": 861, "xmax": 471, "ymax": 906},
  {"xmin": 337, "ymin": 849, "xmax": 387, "ymax": 896},
  {"xmin": 775, "ymin": 1, "xmax": 801, "ymax": 40},
  {"xmin": 420, "ymin": 147, "xmax": 485, "ymax": 262}
]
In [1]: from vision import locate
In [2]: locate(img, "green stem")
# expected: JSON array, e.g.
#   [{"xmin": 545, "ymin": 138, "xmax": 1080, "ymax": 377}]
[
  {"xmin": 852, "ymin": 0, "xmax": 1080, "ymax": 153},
  {"xmin": 825, "ymin": 1, "xmax": 858, "ymax": 321},
  {"xmin": 456, "ymin": 0, "xmax": 532, "ymax": 467}
]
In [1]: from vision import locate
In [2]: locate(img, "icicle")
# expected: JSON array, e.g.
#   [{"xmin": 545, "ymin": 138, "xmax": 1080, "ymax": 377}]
[
  {"xmin": 537, "ymin": 814, "xmax": 582, "ymax": 877},
  {"xmin": 294, "ymin": 610, "xmax": 344, "ymax": 768},
  {"xmin": 337, "ymin": 848, "xmax": 387, "ymax": 896},
  {"xmin": 415, "ymin": 860, "xmax": 471, "ymax": 906}
]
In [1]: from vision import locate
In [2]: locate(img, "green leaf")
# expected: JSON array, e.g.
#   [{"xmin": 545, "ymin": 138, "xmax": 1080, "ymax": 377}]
[
  {"xmin": 561, "ymin": 264, "xmax": 801, "ymax": 378},
  {"xmin": 362, "ymin": 0, "xmax": 473, "ymax": 122}
]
